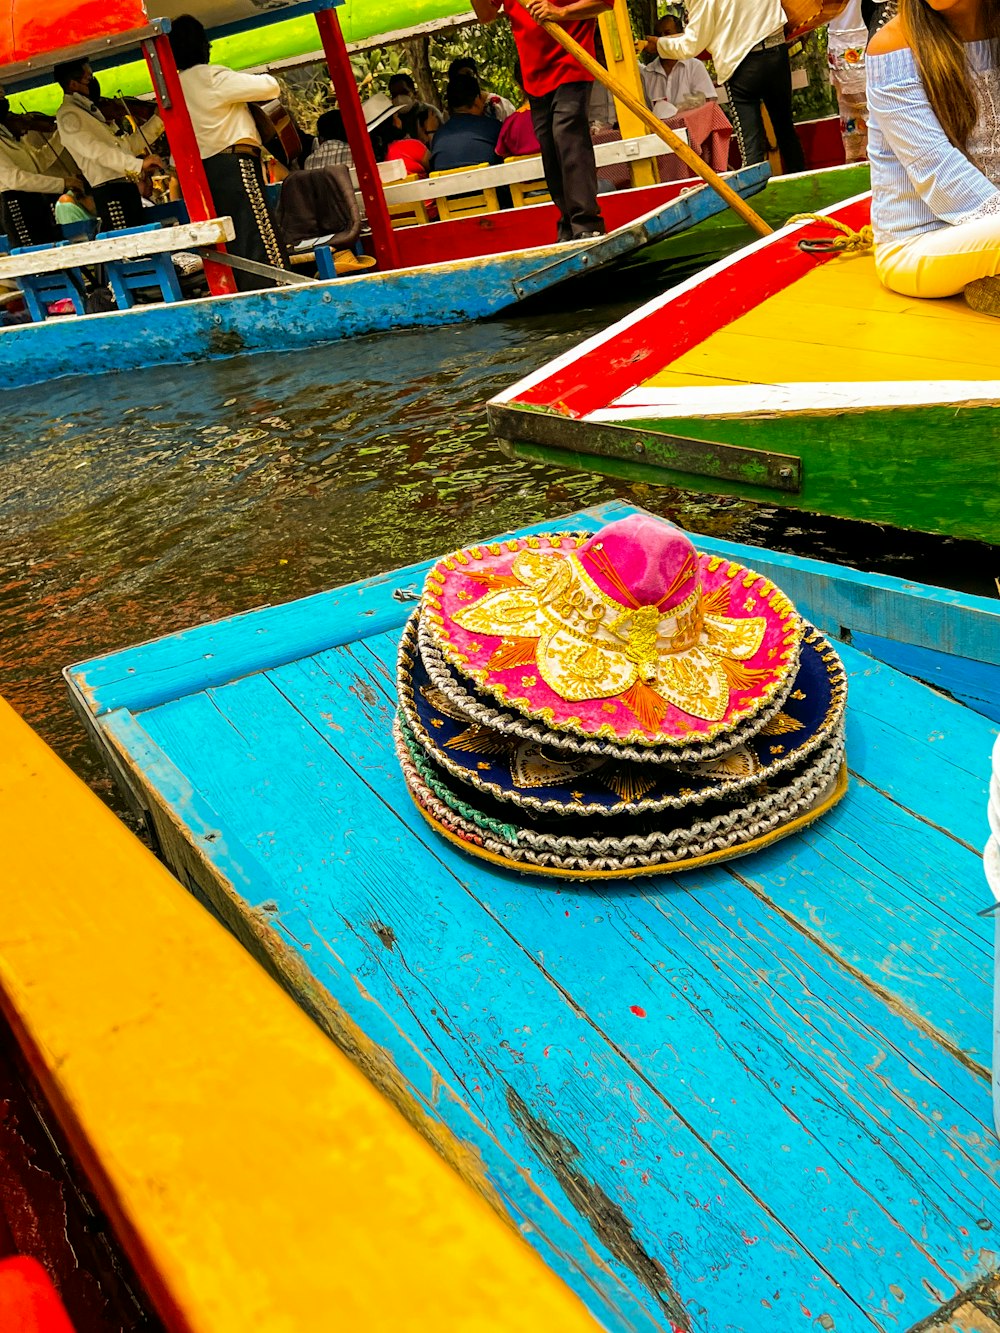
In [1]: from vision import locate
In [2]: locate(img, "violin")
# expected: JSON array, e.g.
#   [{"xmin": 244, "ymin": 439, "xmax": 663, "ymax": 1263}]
[
  {"xmin": 8, "ymin": 110, "xmax": 57, "ymax": 135},
  {"xmin": 95, "ymin": 95, "xmax": 159, "ymax": 127}
]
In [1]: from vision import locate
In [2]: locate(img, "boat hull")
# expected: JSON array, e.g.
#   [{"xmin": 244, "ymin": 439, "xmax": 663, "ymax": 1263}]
[
  {"xmin": 0, "ymin": 166, "xmax": 767, "ymax": 393},
  {"xmin": 491, "ymin": 194, "xmax": 1000, "ymax": 546}
]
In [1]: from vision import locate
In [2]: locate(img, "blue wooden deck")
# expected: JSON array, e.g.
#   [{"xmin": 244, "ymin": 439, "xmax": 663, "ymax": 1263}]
[
  {"xmin": 0, "ymin": 167, "xmax": 767, "ymax": 394},
  {"xmin": 68, "ymin": 501, "xmax": 1000, "ymax": 1333}
]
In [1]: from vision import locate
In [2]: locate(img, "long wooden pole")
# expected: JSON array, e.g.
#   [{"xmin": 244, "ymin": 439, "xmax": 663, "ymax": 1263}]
[{"xmin": 513, "ymin": 0, "xmax": 773, "ymax": 237}]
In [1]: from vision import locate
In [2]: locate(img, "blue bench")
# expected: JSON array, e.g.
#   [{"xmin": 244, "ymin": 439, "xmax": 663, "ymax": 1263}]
[
  {"xmin": 100, "ymin": 223, "xmax": 182, "ymax": 310},
  {"xmin": 11, "ymin": 240, "xmax": 87, "ymax": 321}
]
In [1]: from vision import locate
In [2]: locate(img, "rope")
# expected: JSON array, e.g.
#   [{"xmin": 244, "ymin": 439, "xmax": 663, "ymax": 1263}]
[{"xmin": 786, "ymin": 212, "xmax": 874, "ymax": 254}]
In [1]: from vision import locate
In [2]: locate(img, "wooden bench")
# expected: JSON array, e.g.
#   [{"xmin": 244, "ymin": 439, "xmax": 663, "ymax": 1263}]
[
  {"xmin": 381, "ymin": 131, "xmax": 688, "ymax": 208},
  {"xmin": 0, "ymin": 217, "xmax": 235, "ymax": 320}
]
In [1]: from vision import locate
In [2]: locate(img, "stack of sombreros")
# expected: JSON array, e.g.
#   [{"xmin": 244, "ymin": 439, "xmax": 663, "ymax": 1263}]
[{"xmin": 394, "ymin": 513, "xmax": 848, "ymax": 878}]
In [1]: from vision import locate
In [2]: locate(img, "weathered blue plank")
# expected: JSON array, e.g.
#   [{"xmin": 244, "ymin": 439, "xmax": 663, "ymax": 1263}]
[
  {"xmin": 0, "ymin": 172, "xmax": 766, "ymax": 395},
  {"xmin": 138, "ymin": 669, "xmax": 884, "ymax": 1333},
  {"xmin": 125, "ymin": 623, "xmax": 1000, "ymax": 1331},
  {"xmin": 850, "ymin": 630, "xmax": 1000, "ymax": 724}
]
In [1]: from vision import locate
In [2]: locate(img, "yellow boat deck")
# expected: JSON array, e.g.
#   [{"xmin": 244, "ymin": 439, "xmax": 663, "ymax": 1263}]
[{"xmin": 646, "ymin": 251, "xmax": 1000, "ymax": 391}]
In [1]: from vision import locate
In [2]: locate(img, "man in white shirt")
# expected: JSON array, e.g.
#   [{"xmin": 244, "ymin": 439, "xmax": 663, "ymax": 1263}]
[
  {"xmin": 641, "ymin": 14, "xmax": 718, "ymax": 118},
  {"xmin": 169, "ymin": 13, "xmax": 289, "ymax": 290},
  {"xmin": 54, "ymin": 59, "xmax": 164, "ymax": 231},
  {"xmin": 0, "ymin": 89, "xmax": 81, "ymax": 245},
  {"xmin": 643, "ymin": 0, "xmax": 804, "ymax": 172}
]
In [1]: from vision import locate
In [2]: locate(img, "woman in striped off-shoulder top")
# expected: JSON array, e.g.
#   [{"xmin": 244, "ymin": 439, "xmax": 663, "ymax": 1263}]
[{"xmin": 867, "ymin": 0, "xmax": 1000, "ymax": 312}]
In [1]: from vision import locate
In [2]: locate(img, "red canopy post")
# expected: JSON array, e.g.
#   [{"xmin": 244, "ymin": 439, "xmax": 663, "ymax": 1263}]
[
  {"xmin": 142, "ymin": 33, "xmax": 238, "ymax": 296},
  {"xmin": 314, "ymin": 5, "xmax": 400, "ymax": 271}
]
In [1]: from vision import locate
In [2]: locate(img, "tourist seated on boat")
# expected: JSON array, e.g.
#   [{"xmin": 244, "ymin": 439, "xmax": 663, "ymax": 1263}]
[
  {"xmin": 304, "ymin": 110, "xmax": 354, "ymax": 170},
  {"xmin": 641, "ymin": 14, "xmax": 718, "ymax": 117},
  {"xmin": 389, "ymin": 74, "xmax": 418, "ymax": 106},
  {"xmin": 387, "ymin": 103, "xmax": 441, "ymax": 177},
  {"xmin": 496, "ymin": 60, "xmax": 542, "ymax": 157},
  {"xmin": 446, "ymin": 58, "xmax": 516, "ymax": 122},
  {"xmin": 867, "ymin": 0, "xmax": 1000, "ymax": 311},
  {"xmin": 54, "ymin": 59, "xmax": 165, "ymax": 232},
  {"xmin": 167, "ymin": 13, "xmax": 289, "ymax": 291},
  {"xmin": 0, "ymin": 89, "xmax": 81, "ymax": 246},
  {"xmin": 429, "ymin": 75, "xmax": 503, "ymax": 171}
]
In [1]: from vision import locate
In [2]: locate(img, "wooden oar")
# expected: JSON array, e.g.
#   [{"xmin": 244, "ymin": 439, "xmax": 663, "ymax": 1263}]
[{"xmin": 512, "ymin": 0, "xmax": 773, "ymax": 237}]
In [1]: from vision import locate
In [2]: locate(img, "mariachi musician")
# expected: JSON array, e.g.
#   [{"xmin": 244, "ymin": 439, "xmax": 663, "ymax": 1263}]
[
  {"xmin": 168, "ymin": 13, "xmax": 290, "ymax": 291},
  {"xmin": 0, "ymin": 86, "xmax": 82, "ymax": 246},
  {"xmin": 54, "ymin": 58, "xmax": 165, "ymax": 231}
]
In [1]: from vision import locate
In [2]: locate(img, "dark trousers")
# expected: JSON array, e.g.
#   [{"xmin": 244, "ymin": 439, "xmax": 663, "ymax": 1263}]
[
  {"xmin": 725, "ymin": 43, "xmax": 805, "ymax": 174},
  {"xmin": 0, "ymin": 190, "xmax": 59, "ymax": 247},
  {"xmin": 93, "ymin": 179, "xmax": 145, "ymax": 231},
  {"xmin": 203, "ymin": 150, "xmax": 289, "ymax": 292},
  {"xmin": 528, "ymin": 81, "xmax": 604, "ymax": 241}
]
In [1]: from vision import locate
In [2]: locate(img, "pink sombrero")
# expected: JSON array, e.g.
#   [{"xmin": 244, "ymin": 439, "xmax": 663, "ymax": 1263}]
[{"xmin": 421, "ymin": 514, "xmax": 802, "ymax": 752}]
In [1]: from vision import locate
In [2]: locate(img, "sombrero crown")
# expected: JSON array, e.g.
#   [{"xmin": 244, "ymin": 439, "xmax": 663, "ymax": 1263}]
[{"xmin": 422, "ymin": 514, "xmax": 801, "ymax": 749}]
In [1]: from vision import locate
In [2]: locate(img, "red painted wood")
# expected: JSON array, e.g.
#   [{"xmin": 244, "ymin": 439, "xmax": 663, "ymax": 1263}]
[
  {"xmin": 0, "ymin": 1257, "xmax": 76, "ymax": 1333},
  {"xmin": 393, "ymin": 177, "xmax": 701, "ymax": 268},
  {"xmin": 315, "ymin": 6, "xmax": 399, "ymax": 272},
  {"xmin": 142, "ymin": 35, "xmax": 238, "ymax": 297},
  {"xmin": 0, "ymin": 0, "xmax": 144, "ymax": 65},
  {"xmin": 509, "ymin": 195, "xmax": 871, "ymax": 419}
]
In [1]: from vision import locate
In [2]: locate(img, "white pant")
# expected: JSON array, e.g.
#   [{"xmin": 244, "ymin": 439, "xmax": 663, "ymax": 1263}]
[{"xmin": 876, "ymin": 213, "xmax": 1000, "ymax": 297}]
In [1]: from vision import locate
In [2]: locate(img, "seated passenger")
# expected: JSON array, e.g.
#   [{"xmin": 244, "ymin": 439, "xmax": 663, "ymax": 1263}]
[
  {"xmin": 386, "ymin": 103, "xmax": 441, "ymax": 178},
  {"xmin": 641, "ymin": 14, "xmax": 718, "ymax": 117},
  {"xmin": 446, "ymin": 58, "xmax": 515, "ymax": 122},
  {"xmin": 305, "ymin": 109, "xmax": 354, "ymax": 170},
  {"xmin": 867, "ymin": 0, "xmax": 1000, "ymax": 311},
  {"xmin": 429, "ymin": 75, "xmax": 502, "ymax": 172},
  {"xmin": 495, "ymin": 61, "xmax": 541, "ymax": 158}
]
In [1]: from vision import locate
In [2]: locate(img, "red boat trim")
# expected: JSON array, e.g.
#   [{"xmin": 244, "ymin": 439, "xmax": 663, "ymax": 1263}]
[{"xmin": 508, "ymin": 195, "xmax": 871, "ymax": 420}]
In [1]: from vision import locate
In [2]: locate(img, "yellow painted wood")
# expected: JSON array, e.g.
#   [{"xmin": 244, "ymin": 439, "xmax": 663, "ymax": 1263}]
[
  {"xmin": 0, "ymin": 697, "xmax": 599, "ymax": 1333},
  {"xmin": 598, "ymin": 0, "xmax": 658, "ymax": 186},
  {"xmin": 645, "ymin": 253, "xmax": 1000, "ymax": 389}
]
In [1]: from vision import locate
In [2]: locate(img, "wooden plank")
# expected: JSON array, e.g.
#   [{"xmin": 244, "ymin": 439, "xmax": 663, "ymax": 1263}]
[
  {"xmin": 0, "ymin": 696, "xmax": 601, "ymax": 1333},
  {"xmin": 0, "ymin": 217, "xmax": 235, "ymax": 279},
  {"xmin": 382, "ymin": 134, "xmax": 684, "ymax": 205},
  {"xmin": 850, "ymin": 632, "xmax": 1000, "ymax": 723},
  {"xmin": 128, "ymin": 637, "xmax": 1000, "ymax": 1329},
  {"xmin": 136, "ymin": 671, "xmax": 884, "ymax": 1333}
]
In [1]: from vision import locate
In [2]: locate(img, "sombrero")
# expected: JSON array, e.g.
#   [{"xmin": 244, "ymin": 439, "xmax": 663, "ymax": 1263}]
[
  {"xmin": 421, "ymin": 514, "xmax": 801, "ymax": 754},
  {"xmin": 398, "ymin": 613, "xmax": 847, "ymax": 819},
  {"xmin": 398, "ymin": 513, "xmax": 849, "ymax": 879}
]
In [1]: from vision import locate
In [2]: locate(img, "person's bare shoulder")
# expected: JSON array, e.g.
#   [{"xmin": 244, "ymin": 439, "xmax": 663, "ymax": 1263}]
[{"xmin": 867, "ymin": 16, "xmax": 909, "ymax": 55}]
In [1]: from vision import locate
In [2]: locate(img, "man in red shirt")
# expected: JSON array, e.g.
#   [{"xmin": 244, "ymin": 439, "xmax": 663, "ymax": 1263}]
[{"xmin": 472, "ymin": 0, "xmax": 614, "ymax": 240}]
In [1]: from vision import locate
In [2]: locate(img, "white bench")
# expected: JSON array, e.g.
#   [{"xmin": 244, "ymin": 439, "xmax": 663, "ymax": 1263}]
[
  {"xmin": 0, "ymin": 216, "xmax": 235, "ymax": 281},
  {"xmin": 381, "ymin": 131, "xmax": 688, "ymax": 206}
]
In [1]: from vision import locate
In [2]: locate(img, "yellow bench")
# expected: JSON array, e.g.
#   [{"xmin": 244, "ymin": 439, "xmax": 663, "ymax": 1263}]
[
  {"xmin": 429, "ymin": 163, "xmax": 501, "ymax": 221},
  {"xmin": 504, "ymin": 153, "xmax": 552, "ymax": 208}
]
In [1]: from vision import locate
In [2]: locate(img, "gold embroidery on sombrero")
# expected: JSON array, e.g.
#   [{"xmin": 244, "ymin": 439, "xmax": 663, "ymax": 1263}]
[
  {"xmin": 760, "ymin": 710, "xmax": 806, "ymax": 736},
  {"xmin": 599, "ymin": 763, "xmax": 658, "ymax": 802},
  {"xmin": 509, "ymin": 742, "xmax": 604, "ymax": 789},
  {"xmin": 420, "ymin": 685, "xmax": 474, "ymax": 723},
  {"xmin": 445, "ymin": 725, "xmax": 515, "ymax": 756},
  {"xmin": 452, "ymin": 547, "xmax": 772, "ymax": 725},
  {"xmin": 688, "ymin": 745, "xmax": 762, "ymax": 779}
]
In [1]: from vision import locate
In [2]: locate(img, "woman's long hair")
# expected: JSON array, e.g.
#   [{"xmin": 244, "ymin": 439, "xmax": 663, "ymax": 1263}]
[{"xmin": 899, "ymin": 0, "xmax": 1000, "ymax": 150}]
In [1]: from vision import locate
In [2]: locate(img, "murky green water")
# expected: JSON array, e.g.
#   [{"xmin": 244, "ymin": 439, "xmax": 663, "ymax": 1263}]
[{"xmin": 1, "ymin": 297, "xmax": 995, "ymax": 816}]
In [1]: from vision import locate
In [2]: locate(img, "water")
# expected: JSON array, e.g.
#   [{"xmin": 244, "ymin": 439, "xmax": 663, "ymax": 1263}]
[{"xmin": 2, "ymin": 297, "xmax": 996, "ymax": 819}]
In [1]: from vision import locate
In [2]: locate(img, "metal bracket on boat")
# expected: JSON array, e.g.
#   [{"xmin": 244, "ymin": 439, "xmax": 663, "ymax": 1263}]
[
  {"xmin": 489, "ymin": 407, "xmax": 802, "ymax": 494},
  {"xmin": 194, "ymin": 250, "xmax": 316, "ymax": 287}
]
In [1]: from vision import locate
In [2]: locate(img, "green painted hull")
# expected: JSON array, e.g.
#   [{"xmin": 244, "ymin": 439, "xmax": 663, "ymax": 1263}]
[{"xmin": 499, "ymin": 401, "xmax": 999, "ymax": 547}]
